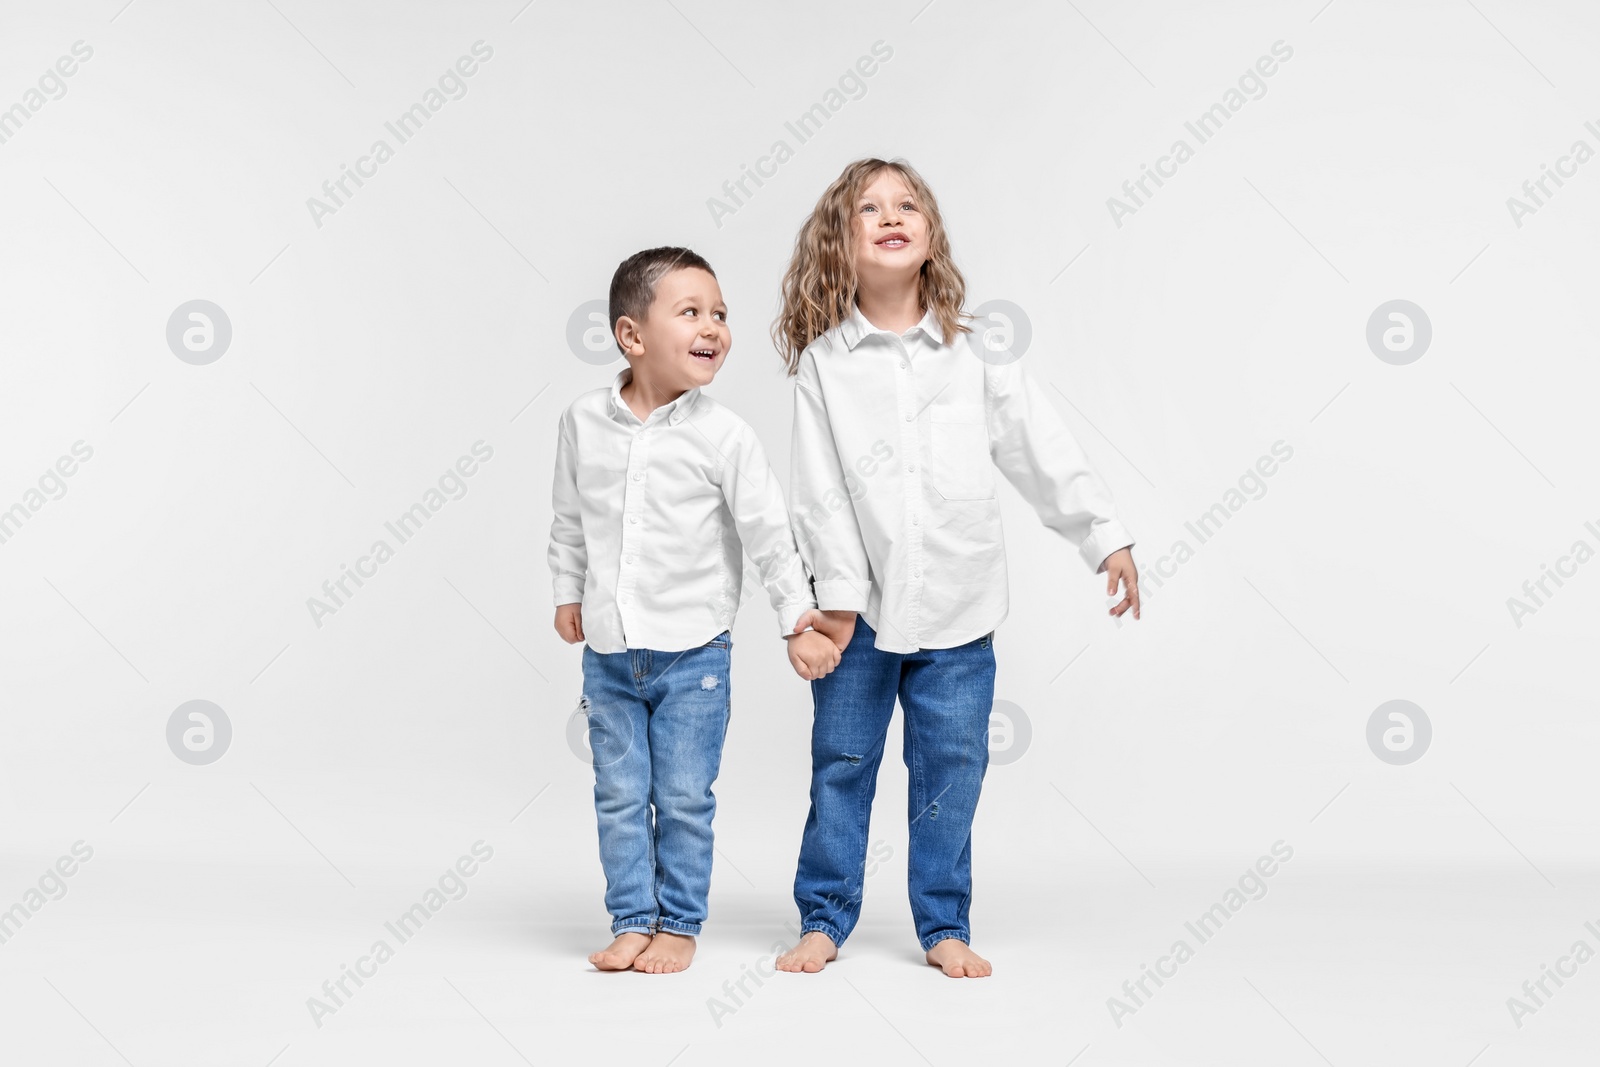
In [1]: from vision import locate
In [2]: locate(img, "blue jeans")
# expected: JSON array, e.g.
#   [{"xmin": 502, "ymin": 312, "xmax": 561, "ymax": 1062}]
[
  {"xmin": 793, "ymin": 619, "xmax": 996, "ymax": 952},
  {"xmin": 580, "ymin": 631, "xmax": 732, "ymax": 936}
]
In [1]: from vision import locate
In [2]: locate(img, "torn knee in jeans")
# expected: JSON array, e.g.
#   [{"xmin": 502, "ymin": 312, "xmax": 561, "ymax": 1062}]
[{"xmin": 841, "ymin": 753, "xmax": 862, "ymax": 766}]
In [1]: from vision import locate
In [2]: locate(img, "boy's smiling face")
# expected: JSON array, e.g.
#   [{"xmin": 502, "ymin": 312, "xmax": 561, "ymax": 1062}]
[{"xmin": 616, "ymin": 266, "xmax": 729, "ymax": 393}]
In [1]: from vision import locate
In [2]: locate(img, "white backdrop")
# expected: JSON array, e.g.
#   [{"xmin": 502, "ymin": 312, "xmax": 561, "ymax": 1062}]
[{"xmin": 2, "ymin": 1, "xmax": 1597, "ymax": 1064}]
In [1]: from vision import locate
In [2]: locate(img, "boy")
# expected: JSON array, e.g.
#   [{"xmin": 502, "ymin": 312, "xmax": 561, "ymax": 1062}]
[{"xmin": 549, "ymin": 247, "xmax": 847, "ymax": 974}]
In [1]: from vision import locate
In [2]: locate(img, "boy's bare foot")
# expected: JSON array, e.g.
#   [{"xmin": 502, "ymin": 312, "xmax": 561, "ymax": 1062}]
[
  {"xmin": 926, "ymin": 938, "xmax": 992, "ymax": 978},
  {"xmin": 632, "ymin": 930, "xmax": 696, "ymax": 974},
  {"xmin": 589, "ymin": 932, "xmax": 652, "ymax": 971},
  {"xmin": 775, "ymin": 931, "xmax": 838, "ymax": 973}
]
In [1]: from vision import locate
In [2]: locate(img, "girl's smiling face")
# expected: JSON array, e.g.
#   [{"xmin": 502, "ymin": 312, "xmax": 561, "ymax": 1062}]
[{"xmin": 851, "ymin": 168, "xmax": 929, "ymax": 287}]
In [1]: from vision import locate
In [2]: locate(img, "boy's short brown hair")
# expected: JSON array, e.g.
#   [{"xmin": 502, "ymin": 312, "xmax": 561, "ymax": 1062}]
[{"xmin": 608, "ymin": 247, "xmax": 716, "ymax": 355}]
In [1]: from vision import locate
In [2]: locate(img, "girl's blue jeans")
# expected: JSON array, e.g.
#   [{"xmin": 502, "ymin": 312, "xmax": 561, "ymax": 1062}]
[
  {"xmin": 793, "ymin": 619, "xmax": 997, "ymax": 952},
  {"xmin": 580, "ymin": 631, "xmax": 732, "ymax": 937}
]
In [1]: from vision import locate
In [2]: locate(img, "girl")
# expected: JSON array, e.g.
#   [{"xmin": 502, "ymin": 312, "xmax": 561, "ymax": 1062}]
[{"xmin": 771, "ymin": 158, "xmax": 1139, "ymax": 978}]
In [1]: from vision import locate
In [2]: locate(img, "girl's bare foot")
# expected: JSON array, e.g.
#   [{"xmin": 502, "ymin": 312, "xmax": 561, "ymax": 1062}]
[
  {"xmin": 775, "ymin": 931, "xmax": 838, "ymax": 973},
  {"xmin": 632, "ymin": 931, "xmax": 696, "ymax": 974},
  {"xmin": 926, "ymin": 938, "xmax": 991, "ymax": 978},
  {"xmin": 589, "ymin": 932, "xmax": 652, "ymax": 971}
]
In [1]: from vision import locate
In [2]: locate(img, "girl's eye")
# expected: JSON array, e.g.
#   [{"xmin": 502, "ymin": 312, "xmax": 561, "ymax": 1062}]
[
  {"xmin": 860, "ymin": 203, "xmax": 877, "ymax": 213},
  {"xmin": 901, "ymin": 202, "xmax": 916, "ymax": 211}
]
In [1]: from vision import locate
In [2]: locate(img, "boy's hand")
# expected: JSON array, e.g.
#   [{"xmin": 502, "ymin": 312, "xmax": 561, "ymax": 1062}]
[
  {"xmin": 1104, "ymin": 548, "xmax": 1140, "ymax": 620},
  {"xmin": 554, "ymin": 603, "xmax": 585, "ymax": 643},
  {"xmin": 786, "ymin": 630, "xmax": 841, "ymax": 680},
  {"xmin": 794, "ymin": 609, "xmax": 856, "ymax": 652}
]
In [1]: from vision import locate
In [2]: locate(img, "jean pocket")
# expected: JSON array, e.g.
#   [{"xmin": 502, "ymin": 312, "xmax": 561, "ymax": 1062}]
[{"xmin": 702, "ymin": 631, "xmax": 731, "ymax": 650}]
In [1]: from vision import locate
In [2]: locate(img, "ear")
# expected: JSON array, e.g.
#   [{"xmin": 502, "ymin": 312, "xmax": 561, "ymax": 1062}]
[{"xmin": 614, "ymin": 314, "xmax": 646, "ymax": 358}]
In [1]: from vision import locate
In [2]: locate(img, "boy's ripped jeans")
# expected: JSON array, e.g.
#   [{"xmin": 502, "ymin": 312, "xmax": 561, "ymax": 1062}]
[{"xmin": 580, "ymin": 631, "xmax": 732, "ymax": 937}]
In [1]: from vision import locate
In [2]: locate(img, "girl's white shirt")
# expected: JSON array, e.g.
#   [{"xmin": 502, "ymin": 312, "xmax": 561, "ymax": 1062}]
[{"xmin": 790, "ymin": 305, "xmax": 1134, "ymax": 653}]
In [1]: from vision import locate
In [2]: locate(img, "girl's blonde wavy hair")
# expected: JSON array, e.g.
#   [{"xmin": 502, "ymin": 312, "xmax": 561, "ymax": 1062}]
[{"xmin": 772, "ymin": 157, "xmax": 969, "ymax": 376}]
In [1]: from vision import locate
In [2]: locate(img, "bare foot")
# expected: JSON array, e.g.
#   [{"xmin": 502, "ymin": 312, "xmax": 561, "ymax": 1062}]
[
  {"xmin": 632, "ymin": 931, "xmax": 696, "ymax": 974},
  {"xmin": 926, "ymin": 938, "xmax": 991, "ymax": 978},
  {"xmin": 589, "ymin": 932, "xmax": 651, "ymax": 971},
  {"xmin": 775, "ymin": 931, "xmax": 838, "ymax": 973}
]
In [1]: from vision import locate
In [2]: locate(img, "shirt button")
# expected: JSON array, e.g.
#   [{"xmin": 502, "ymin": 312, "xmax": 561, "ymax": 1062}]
[
  {"xmin": 631, "ymin": 472, "xmax": 643, "ymax": 481},
  {"xmin": 906, "ymin": 464, "xmax": 916, "ymax": 473},
  {"xmin": 899, "ymin": 361, "xmax": 908, "ymax": 370},
  {"xmin": 629, "ymin": 515, "xmax": 639, "ymax": 524},
  {"xmin": 904, "ymin": 412, "xmax": 913, "ymax": 421},
  {"xmin": 913, "ymin": 570, "xmax": 921, "ymax": 579}
]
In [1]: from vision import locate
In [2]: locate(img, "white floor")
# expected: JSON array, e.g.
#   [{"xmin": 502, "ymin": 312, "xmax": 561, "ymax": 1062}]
[{"xmin": 3, "ymin": 839, "xmax": 1594, "ymax": 1066}]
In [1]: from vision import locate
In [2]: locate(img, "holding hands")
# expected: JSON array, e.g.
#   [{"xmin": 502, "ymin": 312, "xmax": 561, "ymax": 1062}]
[
  {"xmin": 557, "ymin": 603, "xmax": 859, "ymax": 682},
  {"xmin": 786, "ymin": 609, "xmax": 857, "ymax": 680}
]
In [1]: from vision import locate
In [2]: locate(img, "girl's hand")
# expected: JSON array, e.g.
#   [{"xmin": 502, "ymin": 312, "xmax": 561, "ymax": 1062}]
[
  {"xmin": 554, "ymin": 603, "xmax": 585, "ymax": 643},
  {"xmin": 786, "ymin": 630, "xmax": 841, "ymax": 680},
  {"xmin": 795, "ymin": 609, "xmax": 856, "ymax": 652},
  {"xmin": 1104, "ymin": 549, "xmax": 1140, "ymax": 621}
]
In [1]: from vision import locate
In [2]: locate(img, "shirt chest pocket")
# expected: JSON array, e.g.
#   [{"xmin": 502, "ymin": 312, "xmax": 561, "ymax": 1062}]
[
  {"xmin": 928, "ymin": 404, "xmax": 994, "ymax": 501},
  {"xmin": 576, "ymin": 453, "xmax": 626, "ymax": 495}
]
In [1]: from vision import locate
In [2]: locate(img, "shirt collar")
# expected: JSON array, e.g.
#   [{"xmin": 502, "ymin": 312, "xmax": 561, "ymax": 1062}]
[
  {"xmin": 607, "ymin": 366, "xmax": 701, "ymax": 427},
  {"xmin": 839, "ymin": 304, "xmax": 946, "ymax": 350}
]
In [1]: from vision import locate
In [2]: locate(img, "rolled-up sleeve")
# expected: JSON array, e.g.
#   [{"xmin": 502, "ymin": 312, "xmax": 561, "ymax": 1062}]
[
  {"xmin": 790, "ymin": 352, "xmax": 873, "ymax": 611},
  {"xmin": 986, "ymin": 361, "xmax": 1134, "ymax": 573},
  {"xmin": 547, "ymin": 412, "xmax": 587, "ymax": 606},
  {"xmin": 718, "ymin": 422, "xmax": 818, "ymax": 638}
]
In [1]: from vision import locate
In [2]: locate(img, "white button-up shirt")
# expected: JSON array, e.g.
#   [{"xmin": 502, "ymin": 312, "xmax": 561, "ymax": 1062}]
[
  {"xmin": 790, "ymin": 306, "xmax": 1134, "ymax": 653},
  {"xmin": 550, "ymin": 368, "xmax": 817, "ymax": 654}
]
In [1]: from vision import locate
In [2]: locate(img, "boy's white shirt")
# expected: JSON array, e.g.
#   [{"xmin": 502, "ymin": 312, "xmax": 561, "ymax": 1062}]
[
  {"xmin": 790, "ymin": 305, "xmax": 1135, "ymax": 654},
  {"xmin": 549, "ymin": 367, "xmax": 816, "ymax": 654}
]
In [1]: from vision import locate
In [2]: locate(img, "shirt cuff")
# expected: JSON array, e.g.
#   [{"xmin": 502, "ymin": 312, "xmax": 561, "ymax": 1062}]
[
  {"xmin": 812, "ymin": 579, "xmax": 870, "ymax": 613},
  {"xmin": 1080, "ymin": 522, "xmax": 1135, "ymax": 574},
  {"xmin": 552, "ymin": 576, "xmax": 584, "ymax": 606},
  {"xmin": 775, "ymin": 597, "xmax": 817, "ymax": 639}
]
